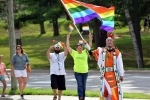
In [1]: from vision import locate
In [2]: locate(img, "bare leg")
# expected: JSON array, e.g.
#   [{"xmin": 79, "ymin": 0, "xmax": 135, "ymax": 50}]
[
  {"xmin": 1, "ymin": 80, "xmax": 7, "ymax": 94},
  {"xmin": 58, "ymin": 90, "xmax": 62, "ymax": 100},
  {"xmin": 17, "ymin": 77, "xmax": 23, "ymax": 94},
  {"xmin": 52, "ymin": 89, "xmax": 57, "ymax": 100},
  {"xmin": 22, "ymin": 77, "xmax": 27, "ymax": 92}
]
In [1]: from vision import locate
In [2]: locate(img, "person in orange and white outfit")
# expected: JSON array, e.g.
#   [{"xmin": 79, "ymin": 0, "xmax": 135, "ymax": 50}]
[
  {"xmin": 0, "ymin": 55, "xmax": 10, "ymax": 97},
  {"xmin": 92, "ymin": 33, "xmax": 125, "ymax": 100}
]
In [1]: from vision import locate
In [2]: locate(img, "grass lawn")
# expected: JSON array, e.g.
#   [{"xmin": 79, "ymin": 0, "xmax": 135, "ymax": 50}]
[
  {"xmin": 1, "ymin": 88, "xmax": 150, "ymax": 99},
  {"xmin": 0, "ymin": 19, "xmax": 150, "ymax": 70}
]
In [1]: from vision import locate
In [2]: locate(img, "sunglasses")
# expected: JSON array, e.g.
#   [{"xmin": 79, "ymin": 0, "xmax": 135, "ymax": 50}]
[{"xmin": 16, "ymin": 48, "xmax": 21, "ymax": 50}]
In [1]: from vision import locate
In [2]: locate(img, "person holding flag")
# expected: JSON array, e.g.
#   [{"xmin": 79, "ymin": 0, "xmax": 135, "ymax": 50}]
[
  {"xmin": 46, "ymin": 40, "xmax": 68, "ymax": 100},
  {"xmin": 92, "ymin": 33, "xmax": 124, "ymax": 100},
  {"xmin": 66, "ymin": 32, "xmax": 92, "ymax": 100}
]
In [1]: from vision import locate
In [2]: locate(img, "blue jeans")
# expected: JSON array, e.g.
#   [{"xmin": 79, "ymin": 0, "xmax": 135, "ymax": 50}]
[{"xmin": 74, "ymin": 72, "xmax": 88, "ymax": 100}]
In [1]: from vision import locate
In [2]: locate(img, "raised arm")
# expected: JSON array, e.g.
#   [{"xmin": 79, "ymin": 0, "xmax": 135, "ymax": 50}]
[
  {"xmin": 46, "ymin": 46, "xmax": 54, "ymax": 59},
  {"xmin": 66, "ymin": 33, "xmax": 72, "ymax": 54},
  {"xmin": 63, "ymin": 43, "xmax": 68, "ymax": 56}
]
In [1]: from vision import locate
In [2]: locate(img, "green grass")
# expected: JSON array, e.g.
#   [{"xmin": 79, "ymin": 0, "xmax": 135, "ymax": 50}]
[
  {"xmin": 0, "ymin": 19, "xmax": 150, "ymax": 70},
  {"xmin": 1, "ymin": 88, "xmax": 150, "ymax": 99}
]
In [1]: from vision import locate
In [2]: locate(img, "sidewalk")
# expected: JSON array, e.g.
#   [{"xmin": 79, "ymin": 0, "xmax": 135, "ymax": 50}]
[{"xmin": 0, "ymin": 95, "xmax": 148, "ymax": 100}]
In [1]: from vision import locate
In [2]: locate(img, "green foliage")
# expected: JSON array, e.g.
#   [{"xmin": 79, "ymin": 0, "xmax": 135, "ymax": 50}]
[{"xmin": 0, "ymin": 18, "xmax": 150, "ymax": 69}]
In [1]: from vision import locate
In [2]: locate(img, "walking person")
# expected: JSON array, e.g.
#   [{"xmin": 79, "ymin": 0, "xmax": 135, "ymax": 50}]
[
  {"xmin": 46, "ymin": 41, "xmax": 68, "ymax": 100},
  {"xmin": 0, "ymin": 55, "xmax": 10, "ymax": 97},
  {"xmin": 11, "ymin": 45, "xmax": 30, "ymax": 99},
  {"xmin": 92, "ymin": 33, "xmax": 125, "ymax": 100},
  {"xmin": 66, "ymin": 33, "xmax": 92, "ymax": 100}
]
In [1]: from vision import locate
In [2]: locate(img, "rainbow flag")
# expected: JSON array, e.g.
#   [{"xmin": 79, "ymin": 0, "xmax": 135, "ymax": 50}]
[
  {"xmin": 76, "ymin": 1, "xmax": 115, "ymax": 32},
  {"xmin": 69, "ymin": 24, "xmax": 74, "ymax": 31},
  {"xmin": 82, "ymin": 26, "xmax": 89, "ymax": 31},
  {"xmin": 58, "ymin": 42, "xmax": 65, "ymax": 48},
  {"xmin": 79, "ymin": 40, "xmax": 83, "ymax": 44},
  {"xmin": 61, "ymin": 0, "xmax": 115, "ymax": 32},
  {"xmin": 61, "ymin": 0, "xmax": 101, "ymax": 24}
]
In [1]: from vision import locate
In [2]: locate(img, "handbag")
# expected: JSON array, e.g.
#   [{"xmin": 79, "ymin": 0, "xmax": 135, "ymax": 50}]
[{"xmin": 26, "ymin": 64, "xmax": 31, "ymax": 73}]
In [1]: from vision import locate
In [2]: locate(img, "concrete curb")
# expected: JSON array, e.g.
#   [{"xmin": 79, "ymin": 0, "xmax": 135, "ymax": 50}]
[{"xmin": 6, "ymin": 69, "xmax": 150, "ymax": 73}]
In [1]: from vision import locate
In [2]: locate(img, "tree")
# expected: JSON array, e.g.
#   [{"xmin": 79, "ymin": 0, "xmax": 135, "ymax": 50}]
[
  {"xmin": 124, "ymin": 0, "xmax": 143, "ymax": 68},
  {"xmin": 45, "ymin": 0, "xmax": 64, "ymax": 36},
  {"xmin": 17, "ymin": 0, "xmax": 47, "ymax": 34},
  {"xmin": 6, "ymin": 0, "xmax": 17, "ymax": 90}
]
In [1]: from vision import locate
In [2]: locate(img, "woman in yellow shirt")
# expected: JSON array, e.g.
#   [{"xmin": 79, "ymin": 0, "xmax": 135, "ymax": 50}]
[{"xmin": 66, "ymin": 33, "xmax": 92, "ymax": 100}]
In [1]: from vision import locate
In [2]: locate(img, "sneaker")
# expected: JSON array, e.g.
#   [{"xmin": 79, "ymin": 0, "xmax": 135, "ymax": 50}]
[
  {"xmin": 20, "ymin": 94, "xmax": 24, "ymax": 99},
  {"xmin": 1, "ymin": 94, "xmax": 5, "ymax": 97}
]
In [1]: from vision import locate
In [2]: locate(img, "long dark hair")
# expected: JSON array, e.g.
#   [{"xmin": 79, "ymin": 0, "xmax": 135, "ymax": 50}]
[{"xmin": 16, "ymin": 45, "xmax": 24, "ymax": 54}]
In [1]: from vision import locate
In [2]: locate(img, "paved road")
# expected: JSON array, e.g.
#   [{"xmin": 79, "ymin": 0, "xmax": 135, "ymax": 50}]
[{"xmin": 1, "ymin": 70, "xmax": 150, "ymax": 94}]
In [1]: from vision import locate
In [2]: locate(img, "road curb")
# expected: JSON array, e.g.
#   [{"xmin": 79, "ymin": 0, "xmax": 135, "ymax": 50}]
[{"xmin": 6, "ymin": 69, "xmax": 150, "ymax": 73}]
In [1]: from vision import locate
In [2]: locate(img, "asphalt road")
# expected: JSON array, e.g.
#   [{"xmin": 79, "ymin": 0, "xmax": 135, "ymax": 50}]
[{"xmin": 1, "ymin": 70, "xmax": 150, "ymax": 94}]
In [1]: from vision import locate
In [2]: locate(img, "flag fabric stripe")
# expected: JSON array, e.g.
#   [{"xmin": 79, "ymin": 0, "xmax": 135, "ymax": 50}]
[
  {"xmin": 102, "ymin": 16, "xmax": 114, "ymax": 21},
  {"xmin": 74, "ymin": 13, "xmax": 99, "ymax": 24},
  {"xmin": 102, "ymin": 21, "xmax": 114, "ymax": 27},
  {"xmin": 98, "ymin": 10, "xmax": 114, "ymax": 18},
  {"xmin": 65, "ymin": 2, "xmax": 81, "ymax": 9},
  {"xmin": 68, "ymin": 6, "xmax": 88, "ymax": 14},
  {"xmin": 100, "ymin": 26, "xmax": 114, "ymax": 32},
  {"xmin": 70, "ymin": 9, "xmax": 96, "ymax": 18}
]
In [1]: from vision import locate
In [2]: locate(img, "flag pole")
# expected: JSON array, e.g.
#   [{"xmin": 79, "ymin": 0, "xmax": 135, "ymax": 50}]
[{"xmin": 73, "ymin": 23, "xmax": 84, "ymax": 40}]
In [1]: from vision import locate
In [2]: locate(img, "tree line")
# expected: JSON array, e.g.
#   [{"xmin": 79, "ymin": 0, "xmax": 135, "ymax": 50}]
[{"xmin": 0, "ymin": 0, "xmax": 150, "ymax": 68}]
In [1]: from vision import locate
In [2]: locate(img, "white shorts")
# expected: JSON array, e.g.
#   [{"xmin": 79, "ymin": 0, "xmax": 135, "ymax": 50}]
[{"xmin": 14, "ymin": 69, "xmax": 27, "ymax": 77}]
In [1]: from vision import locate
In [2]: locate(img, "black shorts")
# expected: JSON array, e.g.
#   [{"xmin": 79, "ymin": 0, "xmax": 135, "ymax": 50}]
[{"xmin": 50, "ymin": 74, "xmax": 66, "ymax": 90}]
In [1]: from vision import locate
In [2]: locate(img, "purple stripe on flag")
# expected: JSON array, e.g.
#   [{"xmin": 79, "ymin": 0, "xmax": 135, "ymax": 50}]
[
  {"xmin": 74, "ymin": 13, "xmax": 99, "ymax": 24},
  {"xmin": 100, "ymin": 25, "xmax": 114, "ymax": 32}
]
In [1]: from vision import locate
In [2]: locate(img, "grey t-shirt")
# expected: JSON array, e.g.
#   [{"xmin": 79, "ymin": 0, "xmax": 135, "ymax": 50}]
[{"xmin": 11, "ymin": 54, "xmax": 30, "ymax": 70}]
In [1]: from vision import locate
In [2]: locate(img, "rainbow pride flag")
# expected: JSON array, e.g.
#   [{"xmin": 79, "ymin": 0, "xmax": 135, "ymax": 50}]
[
  {"xmin": 58, "ymin": 42, "xmax": 65, "ymax": 48},
  {"xmin": 82, "ymin": 26, "xmax": 89, "ymax": 31},
  {"xmin": 76, "ymin": 1, "xmax": 115, "ymax": 32},
  {"xmin": 79, "ymin": 40, "xmax": 83, "ymax": 44},
  {"xmin": 69, "ymin": 24, "xmax": 74, "ymax": 31},
  {"xmin": 61, "ymin": 0, "xmax": 101, "ymax": 24},
  {"xmin": 61, "ymin": 0, "xmax": 115, "ymax": 32}
]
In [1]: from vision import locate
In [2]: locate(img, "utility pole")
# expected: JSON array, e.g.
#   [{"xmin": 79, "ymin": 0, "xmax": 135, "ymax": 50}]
[{"xmin": 6, "ymin": 0, "xmax": 17, "ymax": 90}]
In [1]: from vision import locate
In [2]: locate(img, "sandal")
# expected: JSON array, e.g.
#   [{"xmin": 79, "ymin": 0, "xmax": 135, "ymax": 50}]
[{"xmin": 53, "ymin": 96, "xmax": 57, "ymax": 100}]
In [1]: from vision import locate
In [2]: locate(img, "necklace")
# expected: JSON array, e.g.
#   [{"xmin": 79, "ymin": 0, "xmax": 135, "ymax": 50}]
[{"xmin": 55, "ymin": 53, "xmax": 61, "ymax": 70}]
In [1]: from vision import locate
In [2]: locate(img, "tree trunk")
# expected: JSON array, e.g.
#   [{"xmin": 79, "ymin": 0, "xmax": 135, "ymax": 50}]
[
  {"xmin": 6, "ymin": 0, "xmax": 17, "ymax": 90},
  {"xmin": 52, "ymin": 18, "xmax": 59, "ymax": 36},
  {"xmin": 39, "ymin": 21, "xmax": 46, "ymax": 34},
  {"xmin": 79, "ymin": 24, "xmax": 82, "ymax": 32},
  {"xmin": 99, "ymin": 30, "xmax": 107, "ymax": 47},
  {"xmin": 93, "ymin": 18, "xmax": 101, "ymax": 48},
  {"xmin": 15, "ymin": 29, "xmax": 22, "ymax": 46},
  {"xmin": 132, "ymin": 0, "xmax": 144, "ymax": 68},
  {"xmin": 124, "ymin": 0, "xmax": 144, "ymax": 68}
]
